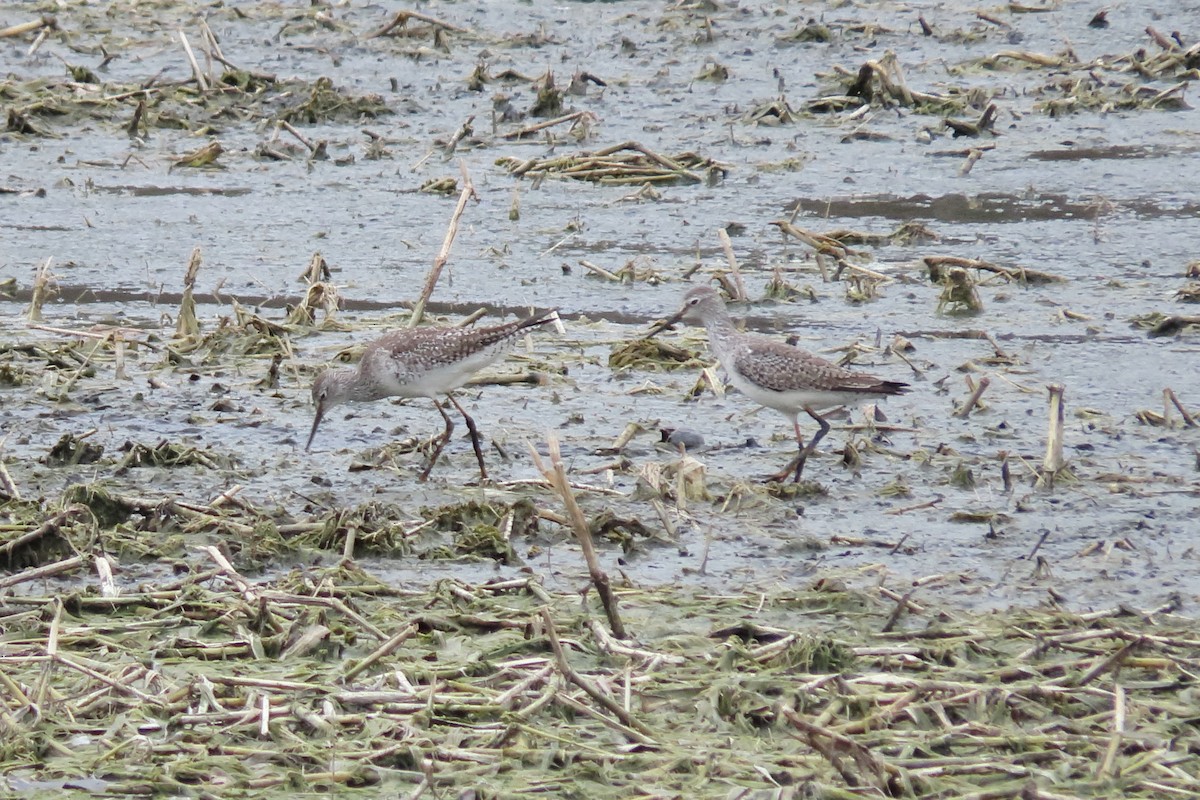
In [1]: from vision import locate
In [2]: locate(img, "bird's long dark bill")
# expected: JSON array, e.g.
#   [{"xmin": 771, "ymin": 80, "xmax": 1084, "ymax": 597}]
[
  {"xmin": 643, "ymin": 309, "xmax": 686, "ymax": 340},
  {"xmin": 306, "ymin": 407, "xmax": 325, "ymax": 451}
]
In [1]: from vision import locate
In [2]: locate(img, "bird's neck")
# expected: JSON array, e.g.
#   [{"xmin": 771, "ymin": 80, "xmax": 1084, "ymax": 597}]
[{"xmin": 701, "ymin": 310, "xmax": 741, "ymax": 361}]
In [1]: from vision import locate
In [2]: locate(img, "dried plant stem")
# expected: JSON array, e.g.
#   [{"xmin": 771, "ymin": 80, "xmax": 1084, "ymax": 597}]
[
  {"xmin": 504, "ymin": 141, "xmax": 711, "ymax": 184},
  {"xmin": 112, "ymin": 330, "xmax": 127, "ymax": 379},
  {"xmin": 578, "ymin": 260, "xmax": 621, "ymax": 281},
  {"xmin": 880, "ymin": 590, "xmax": 915, "ymax": 633},
  {"xmin": 0, "ymin": 16, "xmax": 56, "ymax": 38},
  {"xmin": 93, "ymin": 554, "xmax": 117, "ymax": 598},
  {"xmin": 26, "ymin": 323, "xmax": 141, "ymax": 343},
  {"xmin": 958, "ymin": 147, "xmax": 984, "ymax": 175},
  {"xmin": 1075, "ymin": 639, "xmax": 1142, "ymax": 687},
  {"xmin": 280, "ymin": 121, "xmax": 318, "ymax": 153},
  {"xmin": 924, "ymin": 254, "xmax": 1064, "ymax": 284},
  {"xmin": 539, "ymin": 609, "xmax": 651, "ymax": 741},
  {"xmin": 595, "ymin": 141, "xmax": 689, "ymax": 174},
  {"xmin": 365, "ymin": 9, "xmax": 472, "ymax": 39},
  {"xmin": 409, "ymin": 160, "xmax": 477, "ymax": 327},
  {"xmin": 717, "ymin": 227, "xmax": 747, "ymax": 301},
  {"xmin": 201, "ymin": 545, "xmax": 258, "ymax": 601},
  {"xmin": 1164, "ymin": 388, "xmax": 1197, "ymax": 427},
  {"xmin": 178, "ymin": 30, "xmax": 209, "ymax": 90},
  {"xmin": 1039, "ymin": 384, "xmax": 1066, "ymax": 484},
  {"xmin": 784, "ymin": 709, "xmax": 903, "ymax": 793},
  {"xmin": 835, "ymin": 257, "xmax": 891, "ymax": 283},
  {"xmin": 0, "ymin": 460, "xmax": 19, "ymax": 500},
  {"xmin": 954, "ymin": 375, "xmax": 990, "ymax": 418},
  {"xmin": 442, "ymin": 114, "xmax": 474, "ymax": 154},
  {"xmin": 771, "ymin": 220, "xmax": 851, "ymax": 259},
  {"xmin": 342, "ymin": 623, "xmax": 419, "ymax": 682},
  {"xmin": 26, "ymin": 257, "xmax": 55, "ymax": 321},
  {"xmin": 0, "ymin": 506, "xmax": 86, "ymax": 559},
  {"xmin": 588, "ymin": 619, "xmax": 685, "ymax": 665},
  {"xmin": 1098, "ymin": 683, "xmax": 1126, "ymax": 777},
  {"xmin": 528, "ymin": 437, "xmax": 627, "ymax": 639},
  {"xmin": 0, "ymin": 555, "xmax": 85, "ymax": 590},
  {"xmin": 501, "ymin": 110, "xmax": 596, "ymax": 140},
  {"xmin": 877, "ymin": 586, "xmax": 929, "ymax": 616},
  {"xmin": 299, "ymin": 252, "xmax": 331, "ymax": 284},
  {"xmin": 175, "ymin": 247, "xmax": 202, "ymax": 340},
  {"xmin": 465, "ymin": 371, "xmax": 547, "ymax": 388}
]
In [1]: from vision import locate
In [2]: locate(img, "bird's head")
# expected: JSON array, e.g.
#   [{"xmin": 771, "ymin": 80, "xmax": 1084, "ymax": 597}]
[
  {"xmin": 306, "ymin": 369, "xmax": 347, "ymax": 451},
  {"xmin": 645, "ymin": 286, "xmax": 723, "ymax": 338}
]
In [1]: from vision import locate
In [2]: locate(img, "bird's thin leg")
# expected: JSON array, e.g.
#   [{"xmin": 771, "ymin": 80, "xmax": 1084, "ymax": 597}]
[
  {"xmin": 791, "ymin": 406, "xmax": 831, "ymax": 483},
  {"xmin": 765, "ymin": 416, "xmax": 807, "ymax": 483},
  {"xmin": 420, "ymin": 399, "xmax": 456, "ymax": 481},
  {"xmin": 447, "ymin": 394, "xmax": 488, "ymax": 481}
]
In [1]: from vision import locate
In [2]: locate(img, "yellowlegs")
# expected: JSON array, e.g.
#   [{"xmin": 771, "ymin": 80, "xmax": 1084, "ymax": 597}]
[
  {"xmin": 307, "ymin": 310, "xmax": 558, "ymax": 480},
  {"xmin": 652, "ymin": 287, "xmax": 908, "ymax": 481}
]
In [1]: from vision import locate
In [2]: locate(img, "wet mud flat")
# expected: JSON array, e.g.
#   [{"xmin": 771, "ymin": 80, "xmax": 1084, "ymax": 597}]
[{"xmin": 3, "ymin": 0, "xmax": 1200, "ymax": 796}]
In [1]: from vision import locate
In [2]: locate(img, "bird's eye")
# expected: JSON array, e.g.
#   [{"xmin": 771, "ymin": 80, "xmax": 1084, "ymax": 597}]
[{"xmin": 688, "ymin": 297, "xmax": 699, "ymax": 305}]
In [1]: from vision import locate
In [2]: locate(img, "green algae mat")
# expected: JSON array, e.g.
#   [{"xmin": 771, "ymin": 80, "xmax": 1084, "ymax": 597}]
[{"xmin": 2, "ymin": 560, "xmax": 1197, "ymax": 798}]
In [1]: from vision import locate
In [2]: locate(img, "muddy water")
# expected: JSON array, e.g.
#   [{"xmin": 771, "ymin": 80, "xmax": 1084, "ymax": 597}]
[{"xmin": 2, "ymin": 0, "xmax": 1198, "ymax": 612}]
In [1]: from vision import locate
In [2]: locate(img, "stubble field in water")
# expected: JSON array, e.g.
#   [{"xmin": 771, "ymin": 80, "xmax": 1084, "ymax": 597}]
[
  {"xmin": 2, "ymin": 1, "xmax": 1200, "ymax": 795},
  {"xmin": 4, "ymin": 0, "xmax": 1196, "ymax": 609}
]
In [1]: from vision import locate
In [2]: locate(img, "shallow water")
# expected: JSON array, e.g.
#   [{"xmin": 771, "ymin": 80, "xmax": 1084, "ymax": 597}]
[{"xmin": 2, "ymin": 0, "xmax": 1198, "ymax": 613}]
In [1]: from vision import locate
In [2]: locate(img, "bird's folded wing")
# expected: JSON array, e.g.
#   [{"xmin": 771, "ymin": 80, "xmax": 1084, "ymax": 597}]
[{"xmin": 735, "ymin": 338, "xmax": 881, "ymax": 393}]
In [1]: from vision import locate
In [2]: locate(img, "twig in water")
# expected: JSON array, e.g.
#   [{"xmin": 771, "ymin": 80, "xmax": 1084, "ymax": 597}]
[
  {"xmin": 0, "ymin": 460, "xmax": 19, "ymax": 501},
  {"xmin": 26, "ymin": 257, "xmax": 56, "ymax": 321},
  {"xmin": 924, "ymin": 254, "xmax": 1064, "ymax": 285},
  {"xmin": 0, "ymin": 555, "xmax": 86, "ymax": 590},
  {"xmin": 1028, "ymin": 528, "xmax": 1051, "ymax": 560},
  {"xmin": 1037, "ymin": 384, "xmax": 1067, "ymax": 487},
  {"xmin": 198, "ymin": 18, "xmax": 228, "ymax": 66},
  {"xmin": 501, "ymin": 110, "xmax": 596, "ymax": 140},
  {"xmin": 0, "ymin": 15, "xmax": 57, "ymax": 38},
  {"xmin": 954, "ymin": 375, "xmax": 990, "ymax": 418},
  {"xmin": 881, "ymin": 590, "xmax": 915, "ymax": 633},
  {"xmin": 717, "ymin": 227, "xmax": 747, "ymax": 301},
  {"xmin": 178, "ymin": 30, "xmax": 209, "ymax": 90},
  {"xmin": 175, "ymin": 248, "xmax": 202, "ymax": 340},
  {"xmin": 280, "ymin": 121, "xmax": 323, "ymax": 156},
  {"xmin": 442, "ymin": 114, "xmax": 475, "ymax": 156},
  {"xmin": 578, "ymin": 260, "xmax": 621, "ymax": 282},
  {"xmin": 200, "ymin": 546, "xmax": 259, "ymax": 600},
  {"xmin": 958, "ymin": 147, "xmax": 984, "ymax": 176},
  {"xmin": 1164, "ymin": 388, "xmax": 1197, "ymax": 427},
  {"xmin": 887, "ymin": 496, "xmax": 943, "ymax": 515},
  {"xmin": 365, "ymin": 9, "xmax": 472, "ymax": 39},
  {"xmin": 528, "ymin": 437, "xmax": 627, "ymax": 639},
  {"xmin": 409, "ymin": 160, "xmax": 478, "ymax": 327}
]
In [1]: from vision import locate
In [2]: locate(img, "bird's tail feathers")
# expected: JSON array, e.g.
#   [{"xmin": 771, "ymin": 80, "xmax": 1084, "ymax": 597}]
[{"xmin": 520, "ymin": 308, "xmax": 563, "ymax": 335}]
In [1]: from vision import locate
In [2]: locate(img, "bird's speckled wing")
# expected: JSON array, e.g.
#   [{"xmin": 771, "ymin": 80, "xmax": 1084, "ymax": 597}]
[
  {"xmin": 362, "ymin": 312, "xmax": 554, "ymax": 390},
  {"xmin": 733, "ymin": 336, "xmax": 904, "ymax": 395}
]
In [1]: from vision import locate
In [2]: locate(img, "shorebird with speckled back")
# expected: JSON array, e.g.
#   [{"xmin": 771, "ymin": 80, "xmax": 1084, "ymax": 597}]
[
  {"xmin": 650, "ymin": 286, "xmax": 908, "ymax": 482},
  {"xmin": 307, "ymin": 309, "xmax": 558, "ymax": 480}
]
